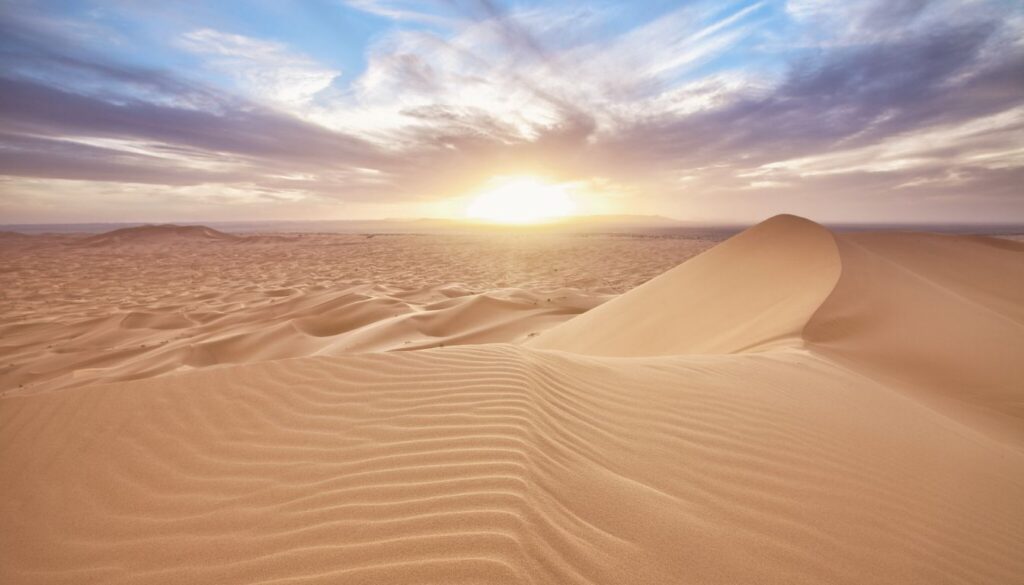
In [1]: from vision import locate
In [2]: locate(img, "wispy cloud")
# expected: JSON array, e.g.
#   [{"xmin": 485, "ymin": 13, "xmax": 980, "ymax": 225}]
[
  {"xmin": 343, "ymin": 0, "xmax": 458, "ymax": 25},
  {"xmin": 751, "ymin": 106, "xmax": 1024, "ymax": 179},
  {"xmin": 179, "ymin": 28, "xmax": 340, "ymax": 106}
]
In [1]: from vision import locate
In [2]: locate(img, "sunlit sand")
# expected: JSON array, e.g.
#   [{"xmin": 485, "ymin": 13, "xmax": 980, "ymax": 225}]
[{"xmin": 2, "ymin": 215, "xmax": 1022, "ymax": 584}]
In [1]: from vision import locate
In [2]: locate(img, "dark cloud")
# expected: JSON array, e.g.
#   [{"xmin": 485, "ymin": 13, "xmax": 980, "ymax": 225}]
[
  {"xmin": 600, "ymin": 19, "xmax": 1021, "ymax": 168},
  {"xmin": 0, "ymin": 133, "xmax": 243, "ymax": 184},
  {"xmin": 860, "ymin": 0, "xmax": 930, "ymax": 30},
  {"xmin": 0, "ymin": 76, "xmax": 380, "ymax": 165},
  {"xmin": 0, "ymin": 7, "xmax": 397, "ymax": 198}
]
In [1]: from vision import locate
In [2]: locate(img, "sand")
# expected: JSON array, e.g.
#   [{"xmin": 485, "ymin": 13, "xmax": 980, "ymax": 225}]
[
  {"xmin": 2, "ymin": 216, "xmax": 1022, "ymax": 584},
  {"xmin": 0, "ymin": 228, "xmax": 717, "ymax": 393}
]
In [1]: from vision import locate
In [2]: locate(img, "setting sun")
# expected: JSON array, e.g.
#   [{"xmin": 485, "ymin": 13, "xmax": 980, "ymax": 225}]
[{"xmin": 466, "ymin": 176, "xmax": 577, "ymax": 224}]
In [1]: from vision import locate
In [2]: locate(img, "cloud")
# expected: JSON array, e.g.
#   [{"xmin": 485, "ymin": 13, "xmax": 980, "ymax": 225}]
[
  {"xmin": 0, "ymin": 17, "xmax": 393, "ymax": 209},
  {"xmin": 312, "ymin": 1, "xmax": 764, "ymax": 146},
  {"xmin": 594, "ymin": 16, "xmax": 1022, "ymax": 179},
  {"xmin": 0, "ymin": 76, "xmax": 379, "ymax": 167},
  {"xmin": 782, "ymin": 0, "xmax": 996, "ymax": 46},
  {"xmin": 0, "ymin": 0, "xmax": 1022, "ymax": 223},
  {"xmin": 0, "ymin": 132, "xmax": 246, "ymax": 185},
  {"xmin": 751, "ymin": 106, "xmax": 1024, "ymax": 179},
  {"xmin": 343, "ymin": 0, "xmax": 457, "ymax": 25},
  {"xmin": 179, "ymin": 28, "xmax": 340, "ymax": 106}
]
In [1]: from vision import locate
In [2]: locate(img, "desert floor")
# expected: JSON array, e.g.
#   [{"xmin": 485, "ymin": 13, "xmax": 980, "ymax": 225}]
[
  {"xmin": 0, "ymin": 229, "xmax": 720, "ymax": 394},
  {"xmin": 2, "ymin": 216, "xmax": 1023, "ymax": 584}
]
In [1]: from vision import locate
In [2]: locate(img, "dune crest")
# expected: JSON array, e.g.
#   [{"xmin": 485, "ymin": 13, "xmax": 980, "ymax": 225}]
[{"xmin": 527, "ymin": 214, "xmax": 843, "ymax": 355}]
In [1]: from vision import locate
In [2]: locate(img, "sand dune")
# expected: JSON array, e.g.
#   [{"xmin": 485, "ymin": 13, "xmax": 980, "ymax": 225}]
[
  {"xmin": 2, "ymin": 216, "xmax": 1023, "ymax": 584},
  {"xmin": 530, "ymin": 214, "xmax": 1024, "ymax": 439},
  {"xmin": 804, "ymin": 230, "xmax": 1024, "ymax": 432},
  {"xmin": 527, "ymin": 214, "xmax": 842, "ymax": 355},
  {"xmin": 3, "ymin": 283, "xmax": 597, "ymax": 392},
  {"xmin": 1, "ymin": 231, "xmax": 714, "ymax": 393},
  {"xmin": 0, "ymin": 231, "xmax": 33, "ymax": 240},
  {"xmin": 78, "ymin": 224, "xmax": 240, "ymax": 247}
]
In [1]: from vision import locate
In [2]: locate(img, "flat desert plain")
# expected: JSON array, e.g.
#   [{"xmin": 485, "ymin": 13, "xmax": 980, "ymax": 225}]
[{"xmin": 2, "ymin": 215, "xmax": 1023, "ymax": 584}]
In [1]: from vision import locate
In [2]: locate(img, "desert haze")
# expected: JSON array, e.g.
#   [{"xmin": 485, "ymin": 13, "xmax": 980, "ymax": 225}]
[{"xmin": 2, "ymin": 215, "xmax": 1023, "ymax": 584}]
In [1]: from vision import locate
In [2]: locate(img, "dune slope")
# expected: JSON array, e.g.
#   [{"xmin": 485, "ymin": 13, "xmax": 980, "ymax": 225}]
[
  {"xmin": 2, "ymin": 216, "xmax": 1023, "ymax": 584},
  {"xmin": 526, "ymin": 214, "xmax": 842, "ymax": 355},
  {"xmin": 804, "ymin": 231, "xmax": 1024, "ymax": 424}
]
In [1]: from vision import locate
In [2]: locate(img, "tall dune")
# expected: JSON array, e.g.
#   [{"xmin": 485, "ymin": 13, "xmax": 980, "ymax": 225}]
[
  {"xmin": 2, "ymin": 216, "xmax": 1023, "ymax": 584},
  {"xmin": 529, "ymin": 214, "xmax": 1024, "ymax": 440},
  {"xmin": 527, "ymin": 214, "xmax": 842, "ymax": 355}
]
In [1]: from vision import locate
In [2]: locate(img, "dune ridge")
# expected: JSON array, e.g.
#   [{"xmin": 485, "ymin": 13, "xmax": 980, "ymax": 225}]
[
  {"xmin": 1, "ymin": 284, "xmax": 601, "ymax": 393},
  {"xmin": 527, "ymin": 214, "xmax": 843, "ymax": 355},
  {"xmin": 529, "ymin": 214, "xmax": 1024, "ymax": 436},
  {"xmin": 2, "ymin": 216, "xmax": 1023, "ymax": 584}
]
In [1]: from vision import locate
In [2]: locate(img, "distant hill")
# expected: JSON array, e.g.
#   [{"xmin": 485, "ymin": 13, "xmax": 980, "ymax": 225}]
[{"xmin": 79, "ymin": 224, "xmax": 239, "ymax": 247}]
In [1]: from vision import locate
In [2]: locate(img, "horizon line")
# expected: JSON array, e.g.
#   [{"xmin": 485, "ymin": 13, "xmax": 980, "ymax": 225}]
[{"xmin": 4, "ymin": 215, "xmax": 1024, "ymax": 231}]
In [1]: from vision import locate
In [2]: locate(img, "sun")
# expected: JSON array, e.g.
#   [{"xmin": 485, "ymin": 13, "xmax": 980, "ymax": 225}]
[{"xmin": 466, "ymin": 176, "xmax": 577, "ymax": 224}]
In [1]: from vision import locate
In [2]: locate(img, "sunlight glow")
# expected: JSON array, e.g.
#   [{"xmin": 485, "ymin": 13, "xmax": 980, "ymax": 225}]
[{"xmin": 465, "ymin": 176, "xmax": 578, "ymax": 224}]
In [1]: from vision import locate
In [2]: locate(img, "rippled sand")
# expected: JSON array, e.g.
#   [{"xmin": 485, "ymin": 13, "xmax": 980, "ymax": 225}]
[
  {"xmin": 0, "ymin": 228, "xmax": 719, "ymax": 393},
  {"xmin": 2, "ymin": 217, "xmax": 1022, "ymax": 584}
]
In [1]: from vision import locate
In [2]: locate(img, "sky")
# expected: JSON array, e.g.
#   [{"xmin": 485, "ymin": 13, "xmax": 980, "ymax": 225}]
[{"xmin": 0, "ymin": 0, "xmax": 1022, "ymax": 224}]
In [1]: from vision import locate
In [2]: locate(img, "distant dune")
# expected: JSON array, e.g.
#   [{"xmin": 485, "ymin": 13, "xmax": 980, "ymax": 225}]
[
  {"xmin": 78, "ymin": 224, "xmax": 239, "ymax": 246},
  {"xmin": 3, "ymin": 215, "xmax": 697, "ymax": 236},
  {"xmin": 235, "ymin": 214, "xmax": 691, "ymax": 234},
  {"xmin": 2, "ymin": 232, "xmax": 709, "ymax": 393},
  {"xmin": 2, "ymin": 216, "xmax": 1023, "ymax": 584}
]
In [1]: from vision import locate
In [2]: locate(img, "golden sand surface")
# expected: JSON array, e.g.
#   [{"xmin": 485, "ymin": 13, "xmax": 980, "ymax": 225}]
[
  {"xmin": 0, "ymin": 229, "xmax": 719, "ymax": 393},
  {"xmin": 2, "ymin": 217, "xmax": 1022, "ymax": 584}
]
